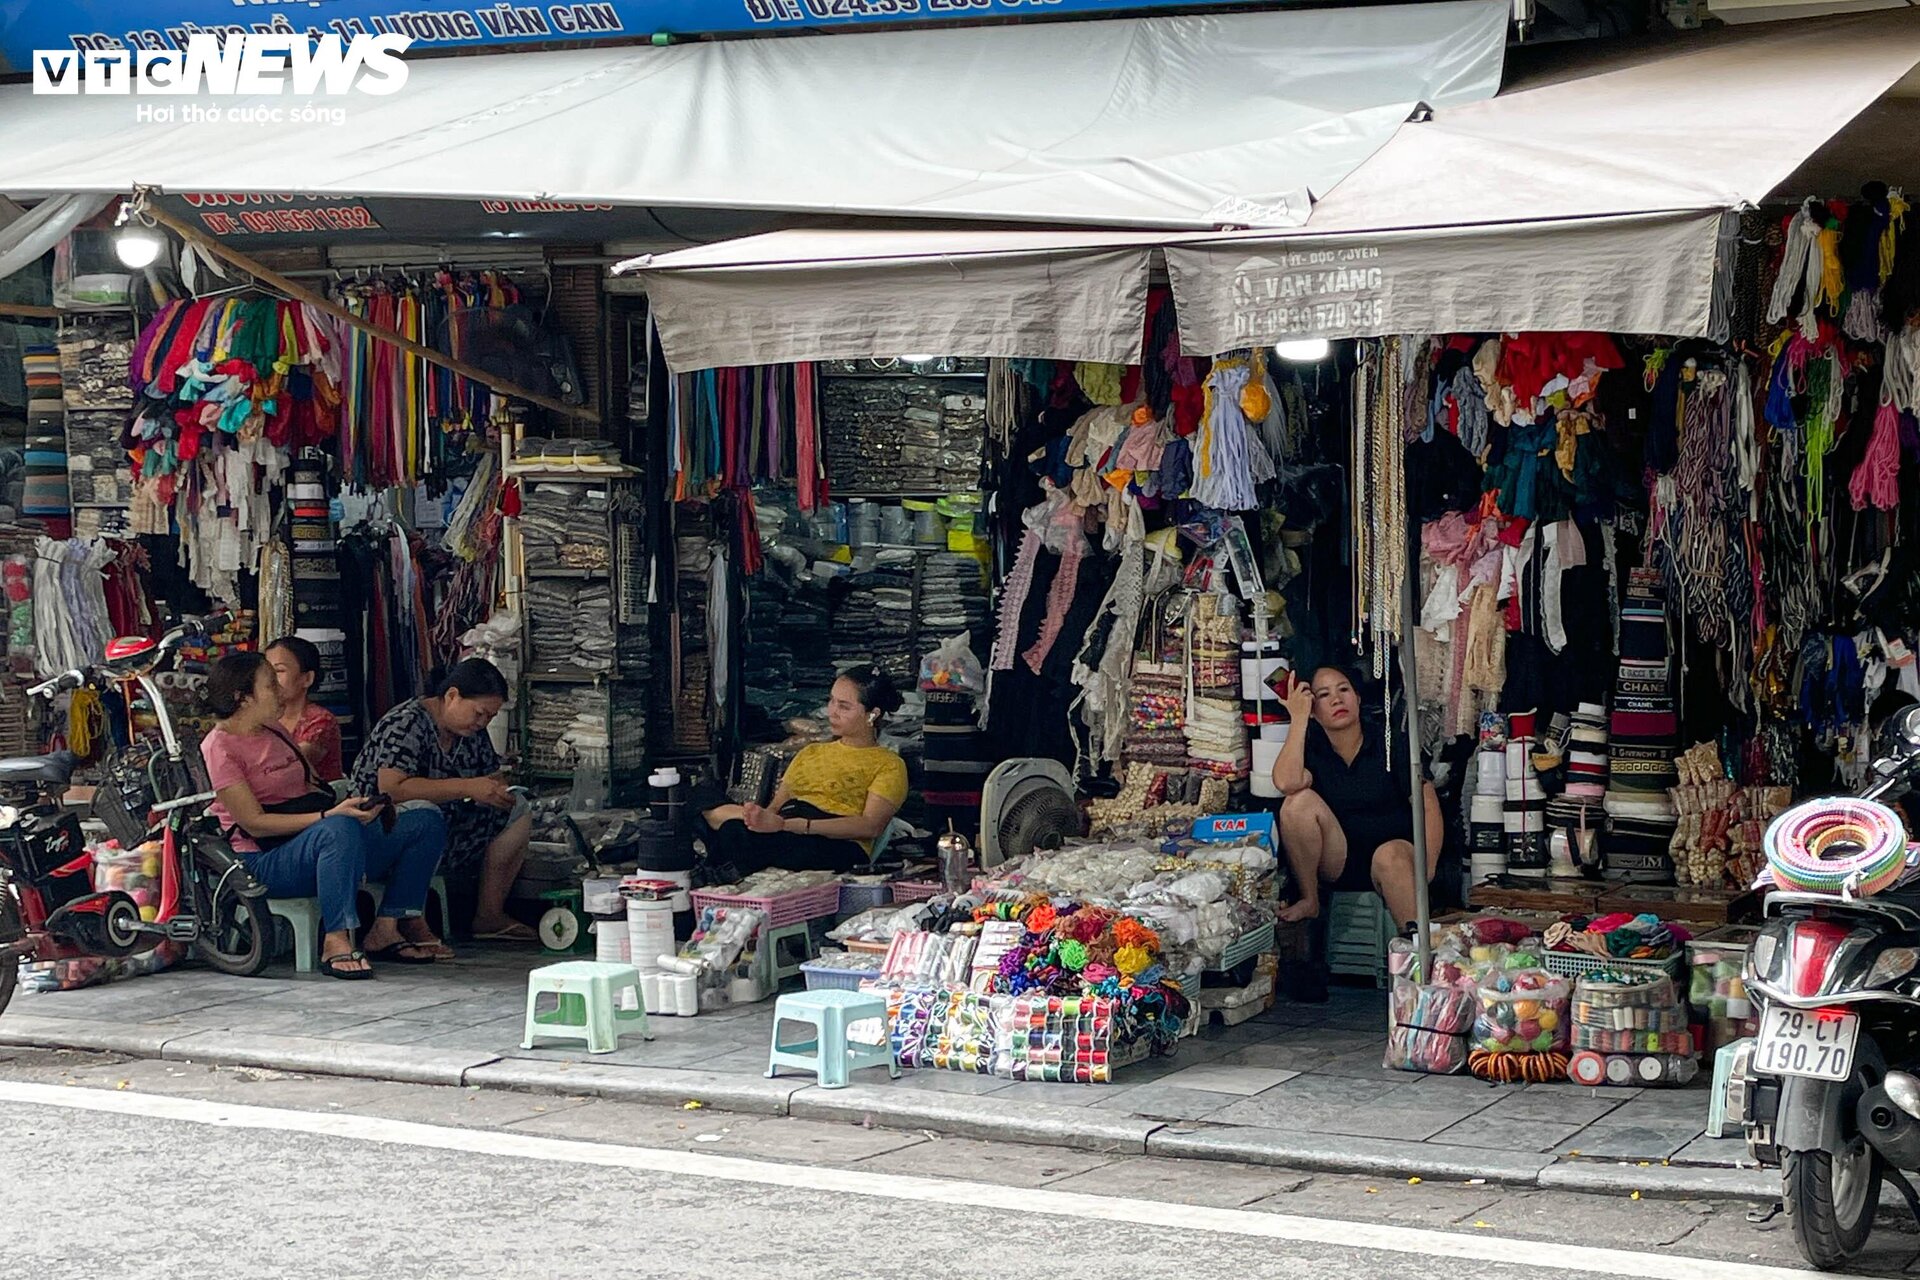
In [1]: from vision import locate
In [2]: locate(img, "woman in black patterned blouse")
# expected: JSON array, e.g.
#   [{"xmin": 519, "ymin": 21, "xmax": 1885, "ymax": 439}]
[{"xmin": 350, "ymin": 659, "xmax": 535, "ymax": 943}]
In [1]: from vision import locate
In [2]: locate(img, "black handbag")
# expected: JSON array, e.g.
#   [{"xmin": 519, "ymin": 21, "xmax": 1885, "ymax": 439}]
[{"xmin": 238, "ymin": 726, "xmax": 339, "ymax": 852}]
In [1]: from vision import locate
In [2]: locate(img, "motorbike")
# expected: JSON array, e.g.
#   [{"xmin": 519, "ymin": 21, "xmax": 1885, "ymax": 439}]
[
  {"xmin": 0, "ymin": 614, "xmax": 271, "ymax": 1019},
  {"xmin": 1728, "ymin": 704, "xmax": 1920, "ymax": 1269}
]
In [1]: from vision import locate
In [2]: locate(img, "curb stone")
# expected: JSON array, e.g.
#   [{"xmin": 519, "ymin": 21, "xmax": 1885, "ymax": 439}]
[
  {"xmin": 465, "ymin": 1059, "xmax": 802, "ymax": 1115},
  {"xmin": 788, "ymin": 1083, "xmax": 1164, "ymax": 1154},
  {"xmin": 0, "ymin": 1019, "xmax": 1777, "ymax": 1200}
]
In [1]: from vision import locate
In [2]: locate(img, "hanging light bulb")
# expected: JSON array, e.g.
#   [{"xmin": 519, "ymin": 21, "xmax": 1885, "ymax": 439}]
[
  {"xmin": 112, "ymin": 194, "xmax": 164, "ymax": 269},
  {"xmin": 898, "ymin": 354, "xmax": 937, "ymax": 365},
  {"xmin": 1273, "ymin": 337, "xmax": 1332, "ymax": 363},
  {"xmin": 114, "ymin": 224, "xmax": 164, "ymax": 269}
]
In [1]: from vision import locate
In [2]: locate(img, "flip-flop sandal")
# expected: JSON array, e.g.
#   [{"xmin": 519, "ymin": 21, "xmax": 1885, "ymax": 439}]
[
  {"xmin": 321, "ymin": 951, "xmax": 375, "ymax": 980},
  {"xmin": 473, "ymin": 925, "xmax": 539, "ymax": 944},
  {"xmin": 364, "ymin": 941, "xmax": 437, "ymax": 966},
  {"xmin": 404, "ymin": 938, "xmax": 457, "ymax": 960}
]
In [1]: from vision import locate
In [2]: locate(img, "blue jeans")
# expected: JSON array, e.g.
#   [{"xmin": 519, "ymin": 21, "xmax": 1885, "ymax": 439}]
[{"xmin": 242, "ymin": 809, "xmax": 448, "ymax": 934}]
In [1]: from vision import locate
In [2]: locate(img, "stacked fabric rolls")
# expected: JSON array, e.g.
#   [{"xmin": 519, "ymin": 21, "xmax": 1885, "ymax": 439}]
[
  {"xmin": 1605, "ymin": 568, "xmax": 1680, "ymax": 881},
  {"xmin": 1504, "ymin": 710, "xmax": 1548, "ymax": 877}
]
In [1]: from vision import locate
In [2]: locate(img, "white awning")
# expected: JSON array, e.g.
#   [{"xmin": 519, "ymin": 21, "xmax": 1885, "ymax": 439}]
[
  {"xmin": 629, "ymin": 11, "xmax": 1920, "ymax": 369},
  {"xmin": 0, "ymin": 1, "xmax": 1506, "ymax": 231}
]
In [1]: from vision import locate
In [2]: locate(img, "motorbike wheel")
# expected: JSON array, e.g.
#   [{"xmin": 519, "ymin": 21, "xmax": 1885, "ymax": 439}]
[
  {"xmin": 1787, "ymin": 1144, "xmax": 1883, "ymax": 1269},
  {"xmin": 189, "ymin": 840, "xmax": 271, "ymax": 977},
  {"xmin": 0, "ymin": 885, "xmax": 19, "ymax": 1019}
]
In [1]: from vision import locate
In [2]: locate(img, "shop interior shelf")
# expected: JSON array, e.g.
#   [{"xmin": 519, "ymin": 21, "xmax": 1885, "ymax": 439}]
[{"xmin": 524, "ymin": 667, "xmax": 609, "ymax": 684}]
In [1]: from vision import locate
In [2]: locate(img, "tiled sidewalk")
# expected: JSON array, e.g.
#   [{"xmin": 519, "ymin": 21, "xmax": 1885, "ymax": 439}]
[{"xmin": 0, "ymin": 949, "xmax": 1742, "ymax": 1177}]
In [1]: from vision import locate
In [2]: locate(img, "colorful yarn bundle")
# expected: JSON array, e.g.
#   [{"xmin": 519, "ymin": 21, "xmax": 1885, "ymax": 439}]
[
  {"xmin": 1544, "ymin": 913, "xmax": 1684, "ymax": 961},
  {"xmin": 1474, "ymin": 969, "xmax": 1570, "ymax": 1055},
  {"xmin": 1765, "ymin": 797, "xmax": 1912, "ymax": 896},
  {"xmin": 1385, "ymin": 976, "xmax": 1479, "ymax": 1075}
]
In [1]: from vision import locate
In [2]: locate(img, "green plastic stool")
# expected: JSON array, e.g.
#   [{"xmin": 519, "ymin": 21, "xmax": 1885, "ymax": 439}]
[
  {"xmin": 521, "ymin": 960, "xmax": 653, "ymax": 1054},
  {"xmin": 766, "ymin": 989, "xmax": 895, "ymax": 1088},
  {"xmin": 761, "ymin": 921, "xmax": 816, "ymax": 985}
]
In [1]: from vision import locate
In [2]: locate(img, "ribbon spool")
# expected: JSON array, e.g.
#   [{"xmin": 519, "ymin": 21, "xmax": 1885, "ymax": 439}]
[
  {"xmin": 1764, "ymin": 798, "xmax": 1911, "ymax": 896},
  {"xmin": 1568, "ymin": 1049, "xmax": 1608, "ymax": 1086}
]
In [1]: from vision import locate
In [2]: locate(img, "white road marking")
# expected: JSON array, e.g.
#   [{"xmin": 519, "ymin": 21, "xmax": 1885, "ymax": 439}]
[{"xmin": 0, "ymin": 1080, "xmax": 1787, "ymax": 1279}]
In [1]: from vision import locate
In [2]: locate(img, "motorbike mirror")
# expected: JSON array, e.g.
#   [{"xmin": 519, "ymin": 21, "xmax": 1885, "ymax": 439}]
[{"xmin": 1877, "ymin": 705, "xmax": 1920, "ymax": 763}]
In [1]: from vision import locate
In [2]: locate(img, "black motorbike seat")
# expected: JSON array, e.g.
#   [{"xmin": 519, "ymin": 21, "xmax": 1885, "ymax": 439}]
[{"xmin": 0, "ymin": 750, "xmax": 77, "ymax": 788}]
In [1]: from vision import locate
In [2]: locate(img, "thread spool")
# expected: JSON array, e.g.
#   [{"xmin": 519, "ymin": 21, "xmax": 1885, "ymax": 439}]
[
  {"xmin": 1604, "ymin": 1055, "xmax": 1635, "ymax": 1085},
  {"xmin": 625, "ymin": 898, "xmax": 675, "ymax": 973},
  {"xmin": 640, "ymin": 971, "xmax": 663, "ymax": 1014},
  {"xmin": 655, "ymin": 953, "xmax": 706, "ymax": 976},
  {"xmin": 670, "ymin": 974, "xmax": 699, "ymax": 1016}
]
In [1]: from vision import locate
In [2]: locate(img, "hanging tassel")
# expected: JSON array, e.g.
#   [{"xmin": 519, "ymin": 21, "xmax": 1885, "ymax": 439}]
[
  {"xmin": 1849, "ymin": 401, "xmax": 1903, "ymax": 511},
  {"xmin": 1882, "ymin": 191, "xmax": 1909, "ymax": 286}
]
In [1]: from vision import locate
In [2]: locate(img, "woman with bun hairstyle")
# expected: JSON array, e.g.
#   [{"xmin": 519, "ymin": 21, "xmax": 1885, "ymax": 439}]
[
  {"xmin": 199, "ymin": 652, "xmax": 449, "ymax": 979},
  {"xmin": 700, "ymin": 664, "xmax": 908, "ymax": 874},
  {"xmin": 349, "ymin": 657, "xmax": 535, "ymax": 942}
]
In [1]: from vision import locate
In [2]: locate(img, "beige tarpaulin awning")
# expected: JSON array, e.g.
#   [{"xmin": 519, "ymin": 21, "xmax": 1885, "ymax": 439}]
[{"xmin": 626, "ymin": 10, "xmax": 1920, "ymax": 371}]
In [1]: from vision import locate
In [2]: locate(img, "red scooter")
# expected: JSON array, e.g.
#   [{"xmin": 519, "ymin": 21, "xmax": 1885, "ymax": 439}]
[{"xmin": 0, "ymin": 615, "xmax": 271, "ymax": 1018}]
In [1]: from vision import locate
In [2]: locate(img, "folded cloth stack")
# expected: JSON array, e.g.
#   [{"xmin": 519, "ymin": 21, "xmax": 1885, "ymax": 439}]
[
  {"xmin": 1186, "ymin": 695, "xmax": 1248, "ymax": 779},
  {"xmin": 23, "ymin": 343, "xmax": 63, "ymax": 427},
  {"xmin": 58, "ymin": 316, "xmax": 136, "ymax": 412},
  {"xmin": 520, "ymin": 482, "xmax": 610, "ymax": 570},
  {"xmin": 526, "ymin": 578, "xmax": 614, "ymax": 673}
]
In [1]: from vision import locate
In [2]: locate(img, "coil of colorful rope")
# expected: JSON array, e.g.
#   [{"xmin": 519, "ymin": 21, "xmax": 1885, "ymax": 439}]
[{"xmin": 1764, "ymin": 797, "xmax": 1913, "ymax": 896}]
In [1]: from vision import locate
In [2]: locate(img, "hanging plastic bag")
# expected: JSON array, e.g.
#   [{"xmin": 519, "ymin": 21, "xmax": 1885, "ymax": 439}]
[{"xmin": 920, "ymin": 631, "xmax": 985, "ymax": 694}]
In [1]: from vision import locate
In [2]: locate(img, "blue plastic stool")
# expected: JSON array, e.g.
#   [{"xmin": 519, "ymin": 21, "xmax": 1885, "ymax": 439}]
[
  {"xmin": 521, "ymin": 961, "xmax": 652, "ymax": 1054},
  {"xmin": 766, "ymin": 989, "xmax": 895, "ymax": 1088}
]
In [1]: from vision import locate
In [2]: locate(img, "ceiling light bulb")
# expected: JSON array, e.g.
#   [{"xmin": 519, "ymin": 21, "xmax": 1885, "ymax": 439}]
[
  {"xmin": 114, "ymin": 225, "xmax": 164, "ymax": 270},
  {"xmin": 1274, "ymin": 337, "xmax": 1331, "ymax": 363}
]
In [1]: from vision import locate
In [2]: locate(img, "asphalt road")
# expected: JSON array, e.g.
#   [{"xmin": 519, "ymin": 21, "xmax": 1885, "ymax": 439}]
[{"xmin": 0, "ymin": 1047, "xmax": 1915, "ymax": 1280}]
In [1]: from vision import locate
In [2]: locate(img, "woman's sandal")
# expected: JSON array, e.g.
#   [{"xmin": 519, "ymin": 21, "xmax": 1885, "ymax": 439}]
[
  {"xmin": 364, "ymin": 940, "xmax": 438, "ymax": 965},
  {"xmin": 321, "ymin": 951, "xmax": 376, "ymax": 980}
]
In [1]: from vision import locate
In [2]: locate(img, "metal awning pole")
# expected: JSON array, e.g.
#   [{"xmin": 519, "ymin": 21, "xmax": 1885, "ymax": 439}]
[{"xmin": 1398, "ymin": 541, "xmax": 1432, "ymax": 979}]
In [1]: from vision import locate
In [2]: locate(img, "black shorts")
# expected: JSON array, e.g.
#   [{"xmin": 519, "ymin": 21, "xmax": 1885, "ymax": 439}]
[{"xmin": 1328, "ymin": 811, "xmax": 1413, "ymax": 893}]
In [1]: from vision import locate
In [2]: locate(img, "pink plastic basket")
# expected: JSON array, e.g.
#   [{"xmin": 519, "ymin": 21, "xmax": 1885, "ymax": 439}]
[
  {"xmin": 890, "ymin": 879, "xmax": 946, "ymax": 904},
  {"xmin": 691, "ymin": 881, "xmax": 843, "ymax": 928}
]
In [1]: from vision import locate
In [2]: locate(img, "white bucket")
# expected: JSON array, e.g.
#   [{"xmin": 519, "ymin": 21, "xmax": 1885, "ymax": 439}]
[
  {"xmin": 626, "ymin": 898, "xmax": 675, "ymax": 974},
  {"xmin": 1250, "ymin": 739, "xmax": 1283, "ymax": 798}
]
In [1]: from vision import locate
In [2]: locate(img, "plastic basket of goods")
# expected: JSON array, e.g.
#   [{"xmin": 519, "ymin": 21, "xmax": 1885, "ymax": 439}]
[
  {"xmin": 801, "ymin": 950, "xmax": 886, "ymax": 991},
  {"xmin": 691, "ymin": 870, "xmax": 844, "ymax": 928}
]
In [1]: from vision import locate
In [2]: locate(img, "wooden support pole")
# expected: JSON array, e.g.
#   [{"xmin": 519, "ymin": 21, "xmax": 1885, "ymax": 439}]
[
  {"xmin": 142, "ymin": 203, "xmax": 600, "ymax": 425},
  {"xmin": 0, "ymin": 304, "xmax": 58, "ymax": 319}
]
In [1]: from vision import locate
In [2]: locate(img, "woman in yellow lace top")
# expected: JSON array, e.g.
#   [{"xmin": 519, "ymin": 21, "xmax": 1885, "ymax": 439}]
[{"xmin": 700, "ymin": 666, "xmax": 908, "ymax": 874}]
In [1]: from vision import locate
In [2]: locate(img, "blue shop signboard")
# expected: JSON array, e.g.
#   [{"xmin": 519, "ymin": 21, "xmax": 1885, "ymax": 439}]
[{"xmin": 0, "ymin": 0, "xmax": 1276, "ymax": 71}]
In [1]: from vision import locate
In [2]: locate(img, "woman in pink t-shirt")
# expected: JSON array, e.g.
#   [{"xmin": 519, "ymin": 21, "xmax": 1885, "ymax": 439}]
[
  {"xmin": 266, "ymin": 635, "xmax": 343, "ymax": 782},
  {"xmin": 201, "ymin": 652, "xmax": 448, "ymax": 979}
]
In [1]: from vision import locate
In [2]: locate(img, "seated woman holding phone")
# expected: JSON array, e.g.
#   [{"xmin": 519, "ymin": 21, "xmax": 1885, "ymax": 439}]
[{"xmin": 200, "ymin": 651, "xmax": 450, "ymax": 979}]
